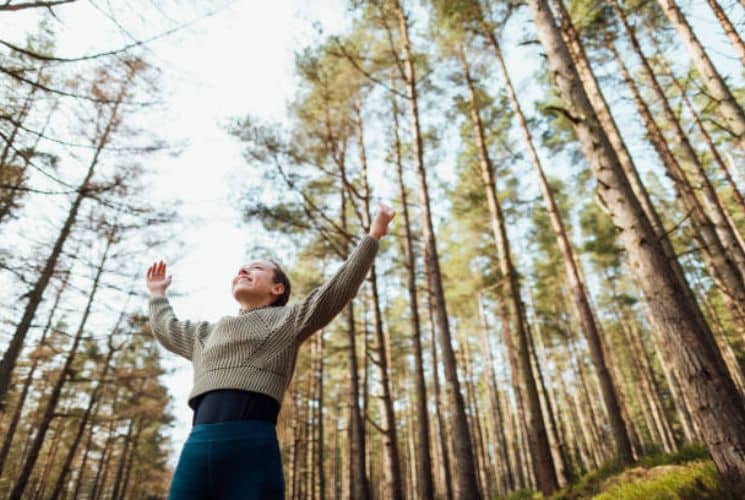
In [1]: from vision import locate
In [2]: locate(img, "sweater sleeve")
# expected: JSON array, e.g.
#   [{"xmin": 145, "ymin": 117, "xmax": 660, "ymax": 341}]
[
  {"xmin": 292, "ymin": 235, "xmax": 379, "ymax": 342},
  {"xmin": 148, "ymin": 296, "xmax": 210, "ymax": 361}
]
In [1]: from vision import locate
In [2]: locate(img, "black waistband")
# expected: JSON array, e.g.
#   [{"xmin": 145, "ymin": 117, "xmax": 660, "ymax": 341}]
[{"xmin": 189, "ymin": 389, "xmax": 280, "ymax": 426}]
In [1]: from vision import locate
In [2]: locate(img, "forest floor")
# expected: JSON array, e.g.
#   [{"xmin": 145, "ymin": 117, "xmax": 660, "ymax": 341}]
[{"xmin": 510, "ymin": 445, "xmax": 738, "ymax": 499}]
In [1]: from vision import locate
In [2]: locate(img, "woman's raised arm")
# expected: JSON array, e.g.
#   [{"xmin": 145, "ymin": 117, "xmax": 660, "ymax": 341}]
[
  {"xmin": 146, "ymin": 261, "xmax": 210, "ymax": 360},
  {"xmin": 292, "ymin": 203, "xmax": 395, "ymax": 342}
]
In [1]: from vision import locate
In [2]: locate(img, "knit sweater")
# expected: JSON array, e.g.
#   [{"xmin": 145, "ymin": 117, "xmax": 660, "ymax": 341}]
[{"xmin": 148, "ymin": 235, "xmax": 379, "ymax": 405}]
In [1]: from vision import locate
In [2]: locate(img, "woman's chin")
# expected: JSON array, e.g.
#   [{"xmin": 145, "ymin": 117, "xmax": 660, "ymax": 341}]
[{"xmin": 232, "ymin": 289, "xmax": 252, "ymax": 303}]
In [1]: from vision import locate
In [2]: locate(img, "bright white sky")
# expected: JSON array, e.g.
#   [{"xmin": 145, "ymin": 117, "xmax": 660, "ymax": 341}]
[
  {"xmin": 2, "ymin": 0, "xmax": 352, "ymax": 468},
  {"xmin": 1, "ymin": 0, "xmax": 742, "ymax": 471}
]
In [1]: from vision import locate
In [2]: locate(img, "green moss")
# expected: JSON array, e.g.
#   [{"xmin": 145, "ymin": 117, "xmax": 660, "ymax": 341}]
[
  {"xmin": 505, "ymin": 489, "xmax": 544, "ymax": 500},
  {"xmin": 549, "ymin": 445, "xmax": 714, "ymax": 500},
  {"xmin": 551, "ymin": 461, "xmax": 625, "ymax": 499},
  {"xmin": 594, "ymin": 460, "xmax": 724, "ymax": 499}
]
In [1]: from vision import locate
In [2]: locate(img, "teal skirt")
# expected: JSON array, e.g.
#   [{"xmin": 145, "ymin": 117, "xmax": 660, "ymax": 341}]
[{"xmin": 168, "ymin": 420, "xmax": 284, "ymax": 500}]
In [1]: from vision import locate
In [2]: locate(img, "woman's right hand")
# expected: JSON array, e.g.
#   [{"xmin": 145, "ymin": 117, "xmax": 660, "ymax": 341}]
[{"xmin": 146, "ymin": 260, "xmax": 172, "ymax": 297}]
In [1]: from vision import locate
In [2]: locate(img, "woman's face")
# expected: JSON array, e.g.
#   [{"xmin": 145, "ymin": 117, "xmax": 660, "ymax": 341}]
[{"xmin": 232, "ymin": 260, "xmax": 284, "ymax": 305}]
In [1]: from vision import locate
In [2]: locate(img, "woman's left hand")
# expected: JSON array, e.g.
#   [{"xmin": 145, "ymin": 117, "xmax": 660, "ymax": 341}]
[{"xmin": 369, "ymin": 202, "xmax": 395, "ymax": 240}]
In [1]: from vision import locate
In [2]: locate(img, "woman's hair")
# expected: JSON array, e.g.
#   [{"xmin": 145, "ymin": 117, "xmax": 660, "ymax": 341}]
[{"xmin": 269, "ymin": 260, "xmax": 291, "ymax": 307}]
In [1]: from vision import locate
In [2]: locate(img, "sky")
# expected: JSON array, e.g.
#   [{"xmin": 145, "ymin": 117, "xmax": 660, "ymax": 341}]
[
  {"xmin": 1, "ymin": 0, "xmax": 351, "ymax": 468},
  {"xmin": 1, "ymin": 0, "xmax": 743, "ymax": 471}
]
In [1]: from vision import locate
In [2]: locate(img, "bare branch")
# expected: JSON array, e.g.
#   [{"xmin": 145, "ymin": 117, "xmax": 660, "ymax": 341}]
[{"xmin": 0, "ymin": 0, "xmax": 75, "ymax": 12}]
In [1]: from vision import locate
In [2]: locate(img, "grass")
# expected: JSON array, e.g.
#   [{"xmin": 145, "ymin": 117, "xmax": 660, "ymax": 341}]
[
  {"xmin": 593, "ymin": 460, "xmax": 725, "ymax": 499},
  {"xmin": 547, "ymin": 444, "xmax": 726, "ymax": 500}
]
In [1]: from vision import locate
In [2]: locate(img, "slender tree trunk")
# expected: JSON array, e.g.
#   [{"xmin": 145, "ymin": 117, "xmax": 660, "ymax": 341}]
[
  {"xmin": 354, "ymin": 103, "xmax": 404, "ymax": 500},
  {"xmin": 527, "ymin": 319, "xmax": 569, "ymax": 486},
  {"xmin": 338, "ymin": 180, "xmax": 370, "ymax": 500},
  {"xmin": 9, "ymin": 233, "xmax": 113, "ymax": 500},
  {"xmin": 427, "ymin": 301, "xmax": 453, "ymax": 500},
  {"xmin": 527, "ymin": 0, "xmax": 745, "ymax": 486},
  {"xmin": 705, "ymin": 0, "xmax": 745, "ymax": 66},
  {"xmin": 0, "ymin": 264, "xmax": 72, "ymax": 475},
  {"xmin": 32, "ymin": 406, "xmax": 69, "ymax": 500},
  {"xmin": 391, "ymin": 3, "xmax": 480, "ymax": 497},
  {"xmin": 611, "ymin": 0, "xmax": 745, "ymax": 283},
  {"xmin": 49, "ymin": 280, "xmax": 120, "ymax": 500},
  {"xmin": 71, "ymin": 396, "xmax": 101, "ymax": 500},
  {"xmin": 117, "ymin": 418, "xmax": 144, "ymax": 500},
  {"xmin": 649, "ymin": 36, "xmax": 745, "ymax": 217},
  {"xmin": 390, "ymin": 80, "xmax": 435, "ymax": 500},
  {"xmin": 0, "ymin": 72, "xmax": 129, "ymax": 408},
  {"xmin": 89, "ymin": 388, "xmax": 120, "ymax": 500},
  {"xmin": 481, "ymin": 22, "xmax": 634, "ymax": 466},
  {"xmin": 656, "ymin": 0, "xmax": 745, "ymax": 146},
  {"xmin": 608, "ymin": 37, "xmax": 745, "ymax": 330},
  {"xmin": 477, "ymin": 294, "xmax": 513, "ymax": 494},
  {"xmin": 460, "ymin": 344, "xmax": 489, "ymax": 499},
  {"xmin": 315, "ymin": 333, "xmax": 325, "ymax": 500},
  {"xmin": 110, "ymin": 417, "xmax": 136, "ymax": 500},
  {"xmin": 458, "ymin": 45, "xmax": 558, "ymax": 494}
]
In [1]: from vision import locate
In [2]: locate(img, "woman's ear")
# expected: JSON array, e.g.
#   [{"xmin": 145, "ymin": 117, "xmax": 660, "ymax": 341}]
[{"xmin": 271, "ymin": 282, "xmax": 285, "ymax": 297}]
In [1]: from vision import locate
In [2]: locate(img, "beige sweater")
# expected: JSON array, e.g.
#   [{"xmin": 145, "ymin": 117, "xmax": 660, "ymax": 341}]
[{"xmin": 148, "ymin": 235, "xmax": 379, "ymax": 405}]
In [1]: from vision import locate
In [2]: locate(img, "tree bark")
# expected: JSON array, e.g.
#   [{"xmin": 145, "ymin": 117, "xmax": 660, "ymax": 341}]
[
  {"xmin": 458, "ymin": 44, "xmax": 558, "ymax": 494},
  {"xmin": 9, "ymin": 230, "xmax": 113, "ymax": 500},
  {"xmin": 477, "ymin": 294, "xmax": 514, "ymax": 494},
  {"xmin": 611, "ymin": 0, "xmax": 745, "ymax": 285},
  {"xmin": 527, "ymin": 0, "xmax": 745, "ymax": 487},
  {"xmin": 705, "ymin": 0, "xmax": 745, "ymax": 68},
  {"xmin": 0, "ymin": 264, "xmax": 72, "ymax": 476},
  {"xmin": 391, "ymin": 2, "xmax": 480, "ymax": 497},
  {"xmin": 427, "ymin": 301, "xmax": 453, "ymax": 500},
  {"xmin": 480, "ymin": 22, "xmax": 634, "ymax": 465},
  {"xmin": 608, "ymin": 37, "xmax": 745, "ymax": 331},
  {"xmin": 391, "ymin": 84, "xmax": 435, "ymax": 500},
  {"xmin": 0, "ymin": 68, "xmax": 130, "ymax": 408},
  {"xmin": 49, "ymin": 265, "xmax": 122, "ymax": 500},
  {"xmin": 656, "ymin": 0, "xmax": 745, "ymax": 147},
  {"xmin": 649, "ymin": 36, "xmax": 745, "ymax": 218},
  {"xmin": 354, "ymin": 102, "xmax": 405, "ymax": 500}
]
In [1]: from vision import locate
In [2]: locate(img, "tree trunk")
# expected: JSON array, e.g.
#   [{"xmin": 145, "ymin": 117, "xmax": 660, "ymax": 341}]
[
  {"xmin": 354, "ymin": 103, "xmax": 405, "ymax": 500},
  {"xmin": 391, "ymin": 3, "xmax": 480, "ymax": 497},
  {"xmin": 71, "ymin": 395, "xmax": 101, "ymax": 500},
  {"xmin": 527, "ymin": 318, "xmax": 569, "ymax": 486},
  {"xmin": 49, "ymin": 273, "xmax": 120, "ymax": 500},
  {"xmin": 706, "ymin": 0, "xmax": 745, "ymax": 67},
  {"xmin": 527, "ymin": 0, "xmax": 745, "ymax": 487},
  {"xmin": 110, "ymin": 417, "xmax": 136, "ymax": 500},
  {"xmin": 89, "ymin": 388, "xmax": 121, "ymax": 500},
  {"xmin": 9, "ymin": 232, "xmax": 113, "ymax": 500},
  {"xmin": 476, "ymin": 294, "xmax": 514, "ymax": 494},
  {"xmin": 458, "ymin": 44, "xmax": 558, "ymax": 494},
  {"xmin": 0, "ymin": 264, "xmax": 72, "ymax": 475},
  {"xmin": 656, "ymin": 0, "xmax": 745, "ymax": 147},
  {"xmin": 390, "ymin": 80, "xmax": 435, "ymax": 500},
  {"xmin": 649, "ymin": 36, "xmax": 745, "ymax": 219},
  {"xmin": 315, "ymin": 333, "xmax": 325, "ymax": 500},
  {"xmin": 480, "ymin": 23, "xmax": 634, "ymax": 465},
  {"xmin": 608, "ymin": 36, "xmax": 745, "ymax": 330},
  {"xmin": 611, "ymin": 0, "xmax": 745, "ymax": 285},
  {"xmin": 0, "ymin": 71, "xmax": 129, "ymax": 408},
  {"xmin": 338, "ymin": 178, "xmax": 370, "ymax": 500},
  {"xmin": 427, "ymin": 301, "xmax": 453, "ymax": 500}
]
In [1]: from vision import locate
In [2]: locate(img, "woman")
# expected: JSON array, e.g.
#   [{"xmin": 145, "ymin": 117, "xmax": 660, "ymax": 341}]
[{"xmin": 145, "ymin": 202, "xmax": 395, "ymax": 500}]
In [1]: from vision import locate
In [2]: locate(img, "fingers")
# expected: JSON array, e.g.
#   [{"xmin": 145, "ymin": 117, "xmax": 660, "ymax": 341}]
[
  {"xmin": 375, "ymin": 202, "xmax": 395, "ymax": 219},
  {"xmin": 146, "ymin": 260, "xmax": 168, "ymax": 279}
]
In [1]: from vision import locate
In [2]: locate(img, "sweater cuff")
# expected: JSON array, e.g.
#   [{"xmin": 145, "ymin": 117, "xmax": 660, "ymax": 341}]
[
  {"xmin": 359, "ymin": 234, "xmax": 380, "ymax": 253},
  {"xmin": 149, "ymin": 296, "xmax": 170, "ymax": 307}
]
